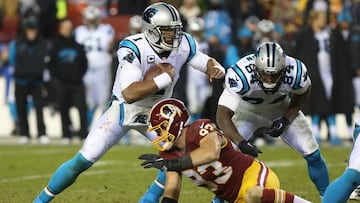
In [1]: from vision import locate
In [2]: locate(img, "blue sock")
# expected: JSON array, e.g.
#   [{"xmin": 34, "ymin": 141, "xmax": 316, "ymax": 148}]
[
  {"xmin": 139, "ymin": 170, "xmax": 166, "ymax": 203},
  {"xmin": 327, "ymin": 114, "xmax": 336, "ymax": 126},
  {"xmin": 322, "ymin": 169, "xmax": 360, "ymax": 203},
  {"xmin": 311, "ymin": 114, "xmax": 321, "ymax": 141},
  {"xmin": 304, "ymin": 149, "xmax": 329, "ymax": 196},
  {"xmin": 33, "ymin": 153, "xmax": 93, "ymax": 202},
  {"xmin": 311, "ymin": 114, "xmax": 320, "ymax": 126},
  {"xmin": 33, "ymin": 188, "xmax": 54, "ymax": 203},
  {"xmin": 353, "ymin": 124, "xmax": 360, "ymax": 141},
  {"xmin": 87, "ymin": 108, "xmax": 96, "ymax": 127},
  {"xmin": 8, "ymin": 101, "xmax": 18, "ymax": 121},
  {"xmin": 27, "ymin": 99, "xmax": 33, "ymax": 114}
]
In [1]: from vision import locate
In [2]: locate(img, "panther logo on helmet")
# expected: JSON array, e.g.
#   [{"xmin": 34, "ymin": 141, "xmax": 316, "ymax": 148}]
[
  {"xmin": 148, "ymin": 99, "xmax": 190, "ymax": 151},
  {"xmin": 143, "ymin": 8, "xmax": 158, "ymax": 23},
  {"xmin": 142, "ymin": 2, "xmax": 183, "ymax": 52}
]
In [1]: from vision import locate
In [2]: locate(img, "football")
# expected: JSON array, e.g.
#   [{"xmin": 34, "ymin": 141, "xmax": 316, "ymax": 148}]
[{"xmin": 143, "ymin": 62, "xmax": 174, "ymax": 81}]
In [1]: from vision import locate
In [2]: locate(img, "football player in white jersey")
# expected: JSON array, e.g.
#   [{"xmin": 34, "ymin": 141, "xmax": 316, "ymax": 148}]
[
  {"xmin": 33, "ymin": 2, "xmax": 225, "ymax": 203},
  {"xmin": 216, "ymin": 42, "xmax": 330, "ymax": 199},
  {"xmin": 322, "ymin": 116, "xmax": 360, "ymax": 202},
  {"xmin": 74, "ymin": 5, "xmax": 115, "ymax": 127}
]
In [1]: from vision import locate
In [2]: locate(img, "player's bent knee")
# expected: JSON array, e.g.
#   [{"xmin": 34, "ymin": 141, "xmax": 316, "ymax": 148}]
[{"xmin": 244, "ymin": 186, "xmax": 263, "ymax": 203}]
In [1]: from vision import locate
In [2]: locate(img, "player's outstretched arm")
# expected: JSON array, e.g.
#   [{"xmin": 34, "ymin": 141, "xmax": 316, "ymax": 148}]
[
  {"xmin": 206, "ymin": 58, "xmax": 225, "ymax": 82},
  {"xmin": 139, "ymin": 132, "xmax": 221, "ymax": 172}
]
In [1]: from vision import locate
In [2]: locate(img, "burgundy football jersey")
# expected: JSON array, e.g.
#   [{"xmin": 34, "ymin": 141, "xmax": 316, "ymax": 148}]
[{"xmin": 160, "ymin": 119, "xmax": 254, "ymax": 201}]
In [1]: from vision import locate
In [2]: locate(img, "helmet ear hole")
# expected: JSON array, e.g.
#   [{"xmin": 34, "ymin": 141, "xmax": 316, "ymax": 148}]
[{"xmin": 145, "ymin": 29, "xmax": 160, "ymax": 44}]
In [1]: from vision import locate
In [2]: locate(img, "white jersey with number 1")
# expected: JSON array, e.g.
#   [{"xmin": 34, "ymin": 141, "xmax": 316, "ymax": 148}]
[{"xmin": 112, "ymin": 32, "xmax": 209, "ymax": 126}]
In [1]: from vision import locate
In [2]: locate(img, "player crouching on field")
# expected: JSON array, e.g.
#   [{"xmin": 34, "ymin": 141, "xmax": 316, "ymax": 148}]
[{"xmin": 139, "ymin": 98, "xmax": 313, "ymax": 203}]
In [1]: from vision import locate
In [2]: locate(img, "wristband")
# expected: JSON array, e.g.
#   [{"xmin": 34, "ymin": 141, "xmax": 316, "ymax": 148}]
[
  {"xmin": 178, "ymin": 154, "xmax": 194, "ymax": 170},
  {"xmin": 167, "ymin": 154, "xmax": 194, "ymax": 171},
  {"xmin": 153, "ymin": 72, "xmax": 172, "ymax": 90}
]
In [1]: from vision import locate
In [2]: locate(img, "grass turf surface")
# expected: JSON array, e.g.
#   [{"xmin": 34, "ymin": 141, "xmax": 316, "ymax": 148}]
[{"xmin": 0, "ymin": 144, "xmax": 356, "ymax": 203}]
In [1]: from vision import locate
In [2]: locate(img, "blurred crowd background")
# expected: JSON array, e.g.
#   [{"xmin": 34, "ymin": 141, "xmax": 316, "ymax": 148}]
[{"xmin": 0, "ymin": 0, "xmax": 359, "ymax": 146}]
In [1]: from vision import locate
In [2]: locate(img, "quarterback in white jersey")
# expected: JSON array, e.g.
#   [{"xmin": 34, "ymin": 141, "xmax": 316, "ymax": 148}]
[
  {"xmin": 113, "ymin": 30, "xmax": 209, "ymax": 108},
  {"xmin": 33, "ymin": 2, "xmax": 224, "ymax": 203},
  {"xmin": 74, "ymin": 5, "xmax": 115, "ymax": 125},
  {"xmin": 217, "ymin": 42, "xmax": 330, "ymax": 198}
]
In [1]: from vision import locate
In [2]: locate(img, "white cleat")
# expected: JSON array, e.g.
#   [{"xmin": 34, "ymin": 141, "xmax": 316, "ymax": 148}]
[
  {"xmin": 19, "ymin": 136, "xmax": 30, "ymax": 144},
  {"xmin": 39, "ymin": 135, "xmax": 50, "ymax": 145},
  {"xmin": 61, "ymin": 138, "xmax": 71, "ymax": 145},
  {"xmin": 350, "ymin": 188, "xmax": 360, "ymax": 200}
]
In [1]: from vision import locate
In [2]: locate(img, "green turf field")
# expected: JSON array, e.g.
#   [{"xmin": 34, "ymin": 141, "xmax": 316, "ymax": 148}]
[{"xmin": 0, "ymin": 144, "xmax": 356, "ymax": 203}]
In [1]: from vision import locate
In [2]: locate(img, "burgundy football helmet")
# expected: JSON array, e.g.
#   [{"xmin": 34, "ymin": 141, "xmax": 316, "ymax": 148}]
[{"xmin": 148, "ymin": 98, "xmax": 190, "ymax": 151}]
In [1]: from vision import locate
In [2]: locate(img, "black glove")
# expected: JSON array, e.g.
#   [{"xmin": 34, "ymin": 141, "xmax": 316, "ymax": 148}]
[
  {"xmin": 264, "ymin": 117, "xmax": 290, "ymax": 138},
  {"xmin": 139, "ymin": 154, "xmax": 193, "ymax": 172},
  {"xmin": 139, "ymin": 154, "xmax": 171, "ymax": 171},
  {"xmin": 238, "ymin": 140, "xmax": 262, "ymax": 157}
]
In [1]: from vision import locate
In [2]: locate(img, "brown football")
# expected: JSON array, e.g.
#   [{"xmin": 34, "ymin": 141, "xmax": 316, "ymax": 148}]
[{"xmin": 143, "ymin": 62, "xmax": 174, "ymax": 81}]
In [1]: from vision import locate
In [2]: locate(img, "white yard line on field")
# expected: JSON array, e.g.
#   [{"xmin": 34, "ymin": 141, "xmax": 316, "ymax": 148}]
[
  {"xmin": 0, "ymin": 170, "xmax": 112, "ymax": 183},
  {"xmin": 267, "ymin": 160, "xmax": 346, "ymax": 168},
  {"xmin": 0, "ymin": 160, "xmax": 142, "ymax": 183}
]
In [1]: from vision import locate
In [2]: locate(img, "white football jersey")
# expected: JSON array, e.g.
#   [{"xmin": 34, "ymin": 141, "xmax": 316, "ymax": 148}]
[
  {"xmin": 112, "ymin": 32, "xmax": 209, "ymax": 108},
  {"xmin": 220, "ymin": 54, "xmax": 311, "ymax": 114},
  {"xmin": 74, "ymin": 24, "xmax": 115, "ymax": 69},
  {"xmin": 219, "ymin": 54, "xmax": 318, "ymax": 157}
]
